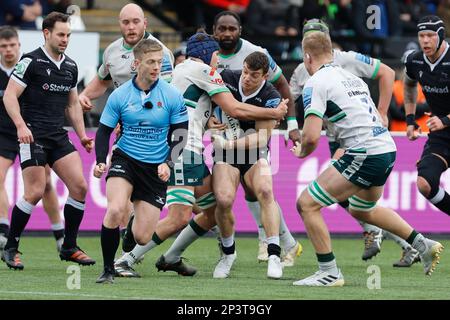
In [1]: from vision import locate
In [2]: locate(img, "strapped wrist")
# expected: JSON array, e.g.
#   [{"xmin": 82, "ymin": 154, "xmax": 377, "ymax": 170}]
[
  {"xmin": 441, "ymin": 116, "xmax": 450, "ymax": 127},
  {"xmin": 406, "ymin": 114, "xmax": 419, "ymax": 129},
  {"xmin": 287, "ymin": 118, "xmax": 299, "ymax": 132}
]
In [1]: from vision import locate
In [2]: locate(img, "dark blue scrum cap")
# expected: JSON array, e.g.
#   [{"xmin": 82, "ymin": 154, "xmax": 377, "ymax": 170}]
[
  {"xmin": 186, "ymin": 32, "xmax": 219, "ymax": 65},
  {"xmin": 417, "ymin": 15, "xmax": 445, "ymax": 52}
]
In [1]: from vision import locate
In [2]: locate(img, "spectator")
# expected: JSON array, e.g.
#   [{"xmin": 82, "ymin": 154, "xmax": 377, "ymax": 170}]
[
  {"xmin": 399, "ymin": 0, "xmax": 431, "ymax": 36},
  {"xmin": 203, "ymin": 0, "xmax": 250, "ymax": 31},
  {"xmin": 246, "ymin": 0, "xmax": 298, "ymax": 58},
  {"xmin": 173, "ymin": 44, "xmax": 186, "ymax": 66},
  {"xmin": 0, "ymin": 0, "xmax": 42, "ymax": 30},
  {"xmin": 352, "ymin": 0, "xmax": 401, "ymax": 54},
  {"xmin": 438, "ymin": 0, "xmax": 450, "ymax": 31}
]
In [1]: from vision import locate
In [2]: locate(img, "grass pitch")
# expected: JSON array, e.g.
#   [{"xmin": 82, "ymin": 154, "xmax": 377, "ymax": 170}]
[{"xmin": 0, "ymin": 236, "xmax": 449, "ymax": 300}]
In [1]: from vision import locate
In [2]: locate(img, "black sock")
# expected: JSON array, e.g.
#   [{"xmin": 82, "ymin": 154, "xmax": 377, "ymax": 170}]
[
  {"xmin": 5, "ymin": 204, "xmax": 32, "ymax": 250},
  {"xmin": 101, "ymin": 224, "xmax": 120, "ymax": 269},
  {"xmin": 431, "ymin": 192, "xmax": 450, "ymax": 215},
  {"xmin": 52, "ymin": 228, "xmax": 65, "ymax": 241},
  {"xmin": 221, "ymin": 241, "xmax": 235, "ymax": 255},
  {"xmin": 0, "ymin": 223, "xmax": 9, "ymax": 236},
  {"xmin": 122, "ymin": 215, "xmax": 136, "ymax": 252},
  {"xmin": 62, "ymin": 198, "xmax": 85, "ymax": 249},
  {"xmin": 267, "ymin": 243, "xmax": 281, "ymax": 257}
]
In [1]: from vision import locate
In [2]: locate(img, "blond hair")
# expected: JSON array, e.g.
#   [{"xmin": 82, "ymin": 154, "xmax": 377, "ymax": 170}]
[
  {"xmin": 133, "ymin": 39, "xmax": 163, "ymax": 60},
  {"xmin": 302, "ymin": 32, "xmax": 332, "ymax": 59}
]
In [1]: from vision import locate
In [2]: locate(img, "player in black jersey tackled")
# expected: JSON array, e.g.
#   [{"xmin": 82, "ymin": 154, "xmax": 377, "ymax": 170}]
[
  {"xmin": 404, "ymin": 15, "xmax": 450, "ymax": 217},
  {"xmin": 1, "ymin": 12, "xmax": 95, "ymax": 270}
]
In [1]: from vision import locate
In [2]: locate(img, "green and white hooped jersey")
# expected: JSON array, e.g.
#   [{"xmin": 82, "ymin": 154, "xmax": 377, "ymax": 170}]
[
  {"xmin": 216, "ymin": 38, "xmax": 283, "ymax": 84},
  {"xmin": 290, "ymin": 49, "xmax": 381, "ymax": 101},
  {"xmin": 171, "ymin": 59, "xmax": 230, "ymax": 155},
  {"xmin": 303, "ymin": 64, "xmax": 396, "ymax": 155},
  {"xmin": 97, "ymin": 33, "xmax": 174, "ymax": 88}
]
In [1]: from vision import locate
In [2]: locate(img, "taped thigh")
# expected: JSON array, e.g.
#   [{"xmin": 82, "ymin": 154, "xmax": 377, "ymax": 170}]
[
  {"xmin": 196, "ymin": 192, "xmax": 216, "ymax": 210},
  {"xmin": 307, "ymin": 180, "xmax": 338, "ymax": 207},
  {"xmin": 348, "ymin": 195, "xmax": 377, "ymax": 212},
  {"xmin": 167, "ymin": 188, "xmax": 195, "ymax": 207}
]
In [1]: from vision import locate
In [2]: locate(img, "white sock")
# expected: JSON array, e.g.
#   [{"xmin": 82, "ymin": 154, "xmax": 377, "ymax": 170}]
[
  {"xmin": 411, "ymin": 233, "xmax": 427, "ymax": 254},
  {"xmin": 221, "ymin": 234, "xmax": 234, "ymax": 248},
  {"xmin": 266, "ymin": 235, "xmax": 280, "ymax": 246},
  {"xmin": 124, "ymin": 240, "xmax": 157, "ymax": 265},
  {"xmin": 384, "ymin": 231, "xmax": 412, "ymax": 251},
  {"xmin": 359, "ymin": 221, "xmax": 382, "ymax": 233},
  {"xmin": 318, "ymin": 259, "xmax": 339, "ymax": 276},
  {"xmin": 276, "ymin": 202, "xmax": 297, "ymax": 251},
  {"xmin": 246, "ymin": 200, "xmax": 266, "ymax": 241}
]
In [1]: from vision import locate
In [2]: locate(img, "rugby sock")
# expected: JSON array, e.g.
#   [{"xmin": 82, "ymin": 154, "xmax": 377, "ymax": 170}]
[
  {"xmin": 429, "ymin": 188, "xmax": 450, "ymax": 215},
  {"xmin": 0, "ymin": 217, "xmax": 9, "ymax": 236},
  {"xmin": 221, "ymin": 235, "xmax": 235, "ymax": 255},
  {"xmin": 276, "ymin": 202, "xmax": 297, "ymax": 251},
  {"xmin": 101, "ymin": 224, "xmax": 120, "ymax": 269},
  {"xmin": 62, "ymin": 197, "xmax": 85, "ymax": 249},
  {"xmin": 383, "ymin": 231, "xmax": 412, "ymax": 251},
  {"xmin": 359, "ymin": 221, "xmax": 383, "ymax": 234},
  {"xmin": 409, "ymin": 231, "xmax": 431, "ymax": 255},
  {"xmin": 246, "ymin": 199, "xmax": 266, "ymax": 241},
  {"xmin": 4, "ymin": 198, "xmax": 34, "ymax": 250},
  {"xmin": 164, "ymin": 219, "xmax": 209, "ymax": 264},
  {"xmin": 317, "ymin": 252, "xmax": 339, "ymax": 276},
  {"xmin": 51, "ymin": 222, "xmax": 65, "ymax": 241},
  {"xmin": 125, "ymin": 233, "xmax": 163, "ymax": 265},
  {"xmin": 267, "ymin": 236, "xmax": 281, "ymax": 257},
  {"xmin": 122, "ymin": 214, "xmax": 136, "ymax": 252}
]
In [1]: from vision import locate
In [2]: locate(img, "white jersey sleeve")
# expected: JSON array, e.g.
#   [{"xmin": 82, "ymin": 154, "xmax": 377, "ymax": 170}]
[
  {"xmin": 334, "ymin": 50, "xmax": 381, "ymax": 80},
  {"xmin": 303, "ymin": 77, "xmax": 327, "ymax": 119},
  {"xmin": 289, "ymin": 62, "xmax": 309, "ymax": 101}
]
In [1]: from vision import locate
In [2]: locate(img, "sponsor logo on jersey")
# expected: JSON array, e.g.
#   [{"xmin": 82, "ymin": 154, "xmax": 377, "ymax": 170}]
[
  {"xmin": 372, "ymin": 126, "xmax": 388, "ymax": 137},
  {"xmin": 211, "ymin": 78, "xmax": 224, "ymax": 85},
  {"xmin": 14, "ymin": 57, "xmax": 32, "ymax": 79},
  {"xmin": 64, "ymin": 60, "xmax": 76, "ymax": 67},
  {"xmin": 42, "ymin": 83, "xmax": 71, "ymax": 92},
  {"xmin": 265, "ymin": 98, "xmax": 280, "ymax": 108},
  {"xmin": 36, "ymin": 58, "xmax": 49, "ymax": 63},
  {"xmin": 422, "ymin": 85, "xmax": 449, "ymax": 93},
  {"xmin": 412, "ymin": 60, "xmax": 424, "ymax": 64}
]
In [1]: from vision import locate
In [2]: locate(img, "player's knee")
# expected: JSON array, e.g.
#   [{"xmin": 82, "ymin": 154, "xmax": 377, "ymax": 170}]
[
  {"xmin": 297, "ymin": 191, "xmax": 315, "ymax": 217},
  {"xmin": 68, "ymin": 178, "xmax": 88, "ymax": 200},
  {"xmin": 417, "ymin": 154, "xmax": 446, "ymax": 198},
  {"xmin": 25, "ymin": 185, "xmax": 46, "ymax": 204},
  {"xmin": 134, "ymin": 232, "xmax": 151, "ymax": 246},
  {"xmin": 255, "ymin": 183, "xmax": 274, "ymax": 204},
  {"xmin": 169, "ymin": 206, "xmax": 192, "ymax": 229},
  {"xmin": 417, "ymin": 176, "xmax": 432, "ymax": 197},
  {"xmin": 215, "ymin": 191, "xmax": 235, "ymax": 210},
  {"xmin": 106, "ymin": 205, "xmax": 126, "ymax": 226}
]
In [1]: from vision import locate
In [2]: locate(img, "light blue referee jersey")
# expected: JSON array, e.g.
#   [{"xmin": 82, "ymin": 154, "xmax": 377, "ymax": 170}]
[{"xmin": 100, "ymin": 77, "xmax": 188, "ymax": 163}]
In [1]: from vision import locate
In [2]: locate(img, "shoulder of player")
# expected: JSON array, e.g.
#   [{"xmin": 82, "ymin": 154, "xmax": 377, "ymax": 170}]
[
  {"xmin": 62, "ymin": 55, "xmax": 77, "ymax": 69},
  {"xmin": 240, "ymin": 38, "xmax": 264, "ymax": 53},
  {"xmin": 156, "ymin": 79, "xmax": 182, "ymax": 97},
  {"xmin": 405, "ymin": 50, "xmax": 424, "ymax": 66},
  {"xmin": 220, "ymin": 69, "xmax": 239, "ymax": 82}
]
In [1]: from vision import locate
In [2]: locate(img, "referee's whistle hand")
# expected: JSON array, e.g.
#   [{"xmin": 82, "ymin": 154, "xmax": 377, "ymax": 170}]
[
  {"xmin": 158, "ymin": 163, "xmax": 170, "ymax": 182},
  {"xmin": 18, "ymin": 126, "xmax": 34, "ymax": 144},
  {"xmin": 94, "ymin": 163, "xmax": 106, "ymax": 178}
]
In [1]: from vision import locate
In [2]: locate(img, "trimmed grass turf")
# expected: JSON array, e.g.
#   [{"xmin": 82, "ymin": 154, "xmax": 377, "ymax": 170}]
[{"xmin": 0, "ymin": 236, "xmax": 449, "ymax": 300}]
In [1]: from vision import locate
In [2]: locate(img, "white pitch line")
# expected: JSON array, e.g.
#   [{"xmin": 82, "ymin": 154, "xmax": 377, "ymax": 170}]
[{"xmin": 0, "ymin": 290, "xmax": 169, "ymax": 300}]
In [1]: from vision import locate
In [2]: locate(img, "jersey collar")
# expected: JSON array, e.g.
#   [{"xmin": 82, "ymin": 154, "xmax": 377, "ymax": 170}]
[
  {"xmin": 40, "ymin": 46, "xmax": 65, "ymax": 69},
  {"xmin": 423, "ymin": 41, "xmax": 449, "ymax": 72},
  {"xmin": 122, "ymin": 31, "xmax": 150, "ymax": 51},
  {"xmin": 132, "ymin": 75, "xmax": 159, "ymax": 94},
  {"xmin": 238, "ymin": 74, "xmax": 266, "ymax": 103},
  {"xmin": 218, "ymin": 38, "xmax": 243, "ymax": 58}
]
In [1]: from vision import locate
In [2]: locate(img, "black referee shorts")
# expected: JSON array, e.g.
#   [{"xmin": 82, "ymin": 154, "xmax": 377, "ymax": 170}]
[{"xmin": 106, "ymin": 148, "xmax": 167, "ymax": 210}]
